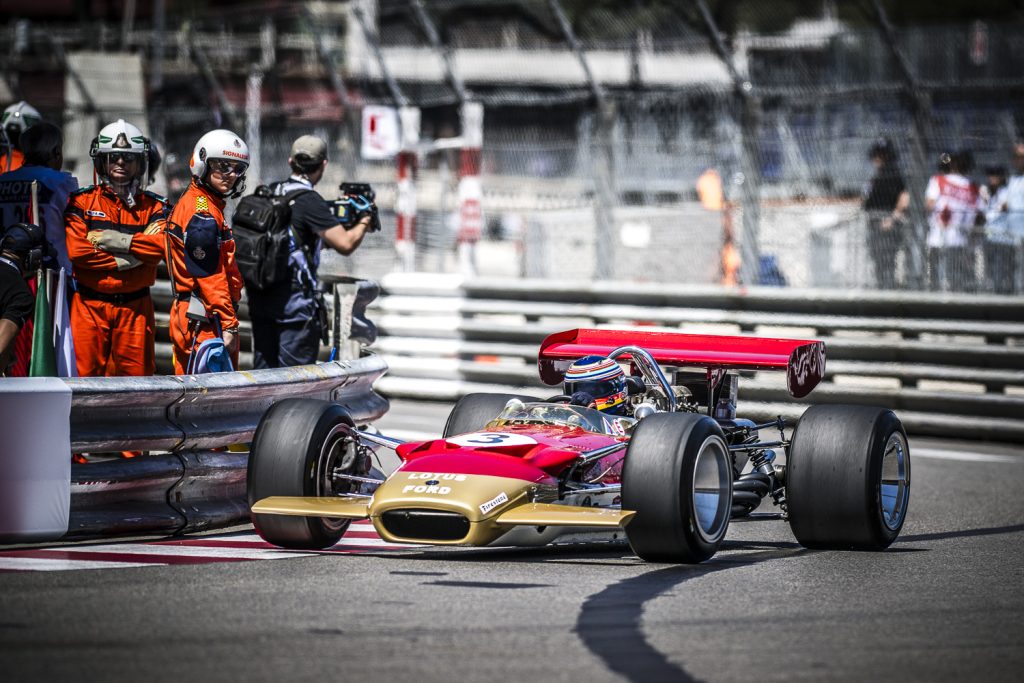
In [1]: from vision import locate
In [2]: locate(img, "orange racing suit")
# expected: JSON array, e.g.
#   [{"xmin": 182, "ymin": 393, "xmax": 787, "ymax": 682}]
[
  {"xmin": 65, "ymin": 184, "xmax": 168, "ymax": 376},
  {"xmin": 166, "ymin": 178, "xmax": 243, "ymax": 374},
  {"xmin": 0, "ymin": 148, "xmax": 23, "ymax": 173}
]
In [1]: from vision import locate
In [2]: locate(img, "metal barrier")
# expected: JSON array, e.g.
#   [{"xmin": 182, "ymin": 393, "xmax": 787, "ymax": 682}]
[
  {"xmin": 65, "ymin": 356, "xmax": 389, "ymax": 539},
  {"xmin": 370, "ymin": 273, "xmax": 1024, "ymax": 442}
]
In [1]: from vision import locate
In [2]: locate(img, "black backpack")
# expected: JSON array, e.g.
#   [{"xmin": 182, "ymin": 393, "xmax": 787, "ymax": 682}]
[{"xmin": 232, "ymin": 185, "xmax": 311, "ymax": 291}]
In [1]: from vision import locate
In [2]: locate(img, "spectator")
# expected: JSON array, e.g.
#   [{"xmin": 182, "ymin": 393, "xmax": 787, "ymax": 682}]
[
  {"xmin": 0, "ymin": 122, "xmax": 77, "ymax": 274},
  {"xmin": 1000, "ymin": 142, "xmax": 1024, "ymax": 293},
  {"xmin": 863, "ymin": 137, "xmax": 910, "ymax": 289},
  {"xmin": 166, "ymin": 129, "xmax": 248, "ymax": 374},
  {"xmin": 247, "ymin": 135, "xmax": 373, "ymax": 368},
  {"xmin": 0, "ymin": 223, "xmax": 45, "ymax": 375},
  {"xmin": 981, "ymin": 166, "xmax": 1014, "ymax": 294},
  {"xmin": 65, "ymin": 119, "xmax": 168, "ymax": 376},
  {"xmin": 0, "ymin": 101, "xmax": 41, "ymax": 173},
  {"xmin": 925, "ymin": 149, "xmax": 985, "ymax": 292}
]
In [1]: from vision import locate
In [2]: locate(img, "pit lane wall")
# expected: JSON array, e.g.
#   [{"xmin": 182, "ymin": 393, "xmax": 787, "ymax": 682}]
[
  {"xmin": 0, "ymin": 356, "xmax": 389, "ymax": 543},
  {"xmin": 371, "ymin": 273, "xmax": 1024, "ymax": 442}
]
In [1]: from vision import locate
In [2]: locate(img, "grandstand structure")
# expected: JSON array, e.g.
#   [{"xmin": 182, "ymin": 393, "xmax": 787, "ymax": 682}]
[{"xmin": 2, "ymin": 1, "xmax": 1023, "ymax": 289}]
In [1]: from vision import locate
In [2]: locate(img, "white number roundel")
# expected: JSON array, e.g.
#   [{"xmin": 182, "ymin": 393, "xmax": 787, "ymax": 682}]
[{"xmin": 446, "ymin": 432, "xmax": 537, "ymax": 448}]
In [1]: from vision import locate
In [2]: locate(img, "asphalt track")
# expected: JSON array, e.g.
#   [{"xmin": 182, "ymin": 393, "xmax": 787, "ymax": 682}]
[{"xmin": 1, "ymin": 399, "xmax": 1023, "ymax": 682}]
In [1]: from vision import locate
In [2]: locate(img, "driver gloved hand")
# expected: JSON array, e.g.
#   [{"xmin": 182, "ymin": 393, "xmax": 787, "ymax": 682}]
[{"xmin": 569, "ymin": 391, "xmax": 596, "ymax": 408}]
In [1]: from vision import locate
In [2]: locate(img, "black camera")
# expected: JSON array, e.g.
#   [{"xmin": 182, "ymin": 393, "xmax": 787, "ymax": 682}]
[{"xmin": 332, "ymin": 182, "xmax": 381, "ymax": 233}]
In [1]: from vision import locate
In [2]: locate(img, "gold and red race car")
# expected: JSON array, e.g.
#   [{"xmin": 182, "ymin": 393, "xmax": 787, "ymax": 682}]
[{"xmin": 248, "ymin": 328, "xmax": 910, "ymax": 563}]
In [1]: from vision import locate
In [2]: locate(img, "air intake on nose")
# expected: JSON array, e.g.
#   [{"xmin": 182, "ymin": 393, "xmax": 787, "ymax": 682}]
[{"xmin": 380, "ymin": 509, "xmax": 470, "ymax": 541}]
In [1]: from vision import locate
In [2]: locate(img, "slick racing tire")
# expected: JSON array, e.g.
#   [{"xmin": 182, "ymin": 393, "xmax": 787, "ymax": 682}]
[
  {"xmin": 443, "ymin": 392, "xmax": 541, "ymax": 438},
  {"xmin": 786, "ymin": 404, "xmax": 910, "ymax": 550},
  {"xmin": 623, "ymin": 413, "xmax": 733, "ymax": 563},
  {"xmin": 247, "ymin": 399, "xmax": 358, "ymax": 550}
]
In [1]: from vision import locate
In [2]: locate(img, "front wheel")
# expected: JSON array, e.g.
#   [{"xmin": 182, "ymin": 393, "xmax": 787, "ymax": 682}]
[
  {"xmin": 442, "ymin": 392, "xmax": 541, "ymax": 438},
  {"xmin": 623, "ymin": 413, "xmax": 733, "ymax": 563},
  {"xmin": 247, "ymin": 399, "xmax": 361, "ymax": 549},
  {"xmin": 786, "ymin": 404, "xmax": 910, "ymax": 550}
]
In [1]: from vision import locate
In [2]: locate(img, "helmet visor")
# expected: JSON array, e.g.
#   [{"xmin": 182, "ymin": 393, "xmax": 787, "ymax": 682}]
[
  {"xmin": 565, "ymin": 377, "xmax": 627, "ymax": 410},
  {"xmin": 208, "ymin": 158, "xmax": 248, "ymax": 177}
]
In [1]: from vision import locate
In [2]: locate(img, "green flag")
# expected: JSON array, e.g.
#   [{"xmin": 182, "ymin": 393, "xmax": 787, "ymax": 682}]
[{"xmin": 29, "ymin": 269, "xmax": 57, "ymax": 377}]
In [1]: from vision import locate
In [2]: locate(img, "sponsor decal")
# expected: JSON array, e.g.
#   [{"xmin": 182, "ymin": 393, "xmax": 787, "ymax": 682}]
[
  {"xmin": 406, "ymin": 472, "xmax": 466, "ymax": 481},
  {"xmin": 788, "ymin": 342, "xmax": 826, "ymax": 398},
  {"xmin": 86, "ymin": 210, "xmax": 107, "ymax": 218},
  {"xmin": 480, "ymin": 492, "xmax": 509, "ymax": 514},
  {"xmin": 221, "ymin": 150, "xmax": 248, "ymax": 160},
  {"xmin": 195, "ymin": 196, "xmax": 209, "ymax": 213},
  {"xmin": 446, "ymin": 432, "xmax": 537, "ymax": 448},
  {"xmin": 191, "ymin": 246, "xmax": 206, "ymax": 260},
  {"xmin": 401, "ymin": 484, "xmax": 452, "ymax": 495}
]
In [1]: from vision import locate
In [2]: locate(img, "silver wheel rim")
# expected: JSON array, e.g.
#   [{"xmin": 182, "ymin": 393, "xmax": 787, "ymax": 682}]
[
  {"xmin": 879, "ymin": 431, "xmax": 910, "ymax": 531},
  {"xmin": 315, "ymin": 423, "xmax": 351, "ymax": 533},
  {"xmin": 691, "ymin": 436, "xmax": 731, "ymax": 543}
]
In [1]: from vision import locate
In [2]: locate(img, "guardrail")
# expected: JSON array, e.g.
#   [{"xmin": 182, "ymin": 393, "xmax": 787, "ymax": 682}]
[
  {"xmin": 370, "ymin": 273, "xmax": 1024, "ymax": 442},
  {"xmin": 65, "ymin": 356, "xmax": 389, "ymax": 539}
]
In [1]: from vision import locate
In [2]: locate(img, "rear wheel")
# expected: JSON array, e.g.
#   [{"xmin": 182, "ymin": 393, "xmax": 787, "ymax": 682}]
[
  {"xmin": 247, "ymin": 399, "xmax": 360, "ymax": 549},
  {"xmin": 623, "ymin": 413, "xmax": 733, "ymax": 563},
  {"xmin": 443, "ymin": 392, "xmax": 541, "ymax": 438},
  {"xmin": 786, "ymin": 404, "xmax": 910, "ymax": 550}
]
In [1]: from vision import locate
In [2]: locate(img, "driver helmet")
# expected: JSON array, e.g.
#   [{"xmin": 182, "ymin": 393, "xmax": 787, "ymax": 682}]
[
  {"xmin": 2, "ymin": 101, "xmax": 41, "ymax": 148},
  {"xmin": 189, "ymin": 128, "xmax": 249, "ymax": 198},
  {"xmin": 563, "ymin": 355, "xmax": 628, "ymax": 415},
  {"xmin": 90, "ymin": 119, "xmax": 149, "ymax": 204}
]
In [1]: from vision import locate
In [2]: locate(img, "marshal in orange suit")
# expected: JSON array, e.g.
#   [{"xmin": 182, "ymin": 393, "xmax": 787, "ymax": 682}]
[
  {"xmin": 166, "ymin": 129, "xmax": 248, "ymax": 374},
  {"xmin": 65, "ymin": 119, "xmax": 167, "ymax": 377}
]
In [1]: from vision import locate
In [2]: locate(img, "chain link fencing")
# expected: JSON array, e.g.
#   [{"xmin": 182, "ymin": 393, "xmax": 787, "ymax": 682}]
[{"xmin": 5, "ymin": 2, "xmax": 1024, "ymax": 293}]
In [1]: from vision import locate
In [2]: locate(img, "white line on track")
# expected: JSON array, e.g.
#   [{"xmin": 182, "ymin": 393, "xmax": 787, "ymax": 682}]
[
  {"xmin": 0, "ymin": 522, "xmax": 423, "ymax": 572},
  {"xmin": 912, "ymin": 447, "xmax": 1021, "ymax": 464},
  {"xmin": 0, "ymin": 558, "xmax": 155, "ymax": 571},
  {"xmin": 55, "ymin": 544, "xmax": 318, "ymax": 560}
]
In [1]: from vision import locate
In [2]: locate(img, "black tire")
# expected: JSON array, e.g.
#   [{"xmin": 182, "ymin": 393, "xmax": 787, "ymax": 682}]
[
  {"xmin": 247, "ymin": 399, "xmax": 358, "ymax": 549},
  {"xmin": 623, "ymin": 413, "xmax": 733, "ymax": 563},
  {"xmin": 786, "ymin": 404, "xmax": 910, "ymax": 550},
  {"xmin": 442, "ymin": 392, "xmax": 541, "ymax": 438}
]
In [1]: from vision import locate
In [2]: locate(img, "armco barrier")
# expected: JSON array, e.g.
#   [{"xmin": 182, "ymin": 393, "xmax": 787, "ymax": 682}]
[
  {"xmin": 63, "ymin": 356, "xmax": 389, "ymax": 540},
  {"xmin": 370, "ymin": 273, "xmax": 1024, "ymax": 442}
]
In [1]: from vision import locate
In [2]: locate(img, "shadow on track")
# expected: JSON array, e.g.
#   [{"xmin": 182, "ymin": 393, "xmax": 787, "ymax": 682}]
[{"xmin": 574, "ymin": 547, "xmax": 805, "ymax": 683}]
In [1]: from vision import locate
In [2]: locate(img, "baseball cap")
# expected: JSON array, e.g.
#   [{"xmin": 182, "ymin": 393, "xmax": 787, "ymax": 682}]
[{"xmin": 290, "ymin": 135, "xmax": 328, "ymax": 163}]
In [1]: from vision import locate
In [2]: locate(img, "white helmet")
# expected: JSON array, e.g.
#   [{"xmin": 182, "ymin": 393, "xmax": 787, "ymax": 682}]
[
  {"xmin": 190, "ymin": 129, "xmax": 249, "ymax": 198},
  {"xmin": 2, "ymin": 101, "xmax": 41, "ymax": 145},
  {"xmin": 90, "ymin": 119, "xmax": 149, "ymax": 203}
]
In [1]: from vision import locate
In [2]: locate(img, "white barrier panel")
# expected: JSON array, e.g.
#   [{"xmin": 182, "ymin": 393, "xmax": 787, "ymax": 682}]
[{"xmin": 0, "ymin": 378, "xmax": 72, "ymax": 542}]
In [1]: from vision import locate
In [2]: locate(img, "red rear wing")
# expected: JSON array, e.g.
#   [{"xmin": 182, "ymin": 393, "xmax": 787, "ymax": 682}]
[{"xmin": 538, "ymin": 328, "xmax": 826, "ymax": 399}]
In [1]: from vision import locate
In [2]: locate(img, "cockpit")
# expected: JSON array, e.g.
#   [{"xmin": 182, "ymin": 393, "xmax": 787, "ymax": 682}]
[{"xmin": 485, "ymin": 400, "xmax": 636, "ymax": 437}]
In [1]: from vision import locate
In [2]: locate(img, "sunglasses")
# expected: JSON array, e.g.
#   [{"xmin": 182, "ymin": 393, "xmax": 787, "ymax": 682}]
[
  {"xmin": 209, "ymin": 159, "xmax": 247, "ymax": 176},
  {"xmin": 106, "ymin": 152, "xmax": 141, "ymax": 164}
]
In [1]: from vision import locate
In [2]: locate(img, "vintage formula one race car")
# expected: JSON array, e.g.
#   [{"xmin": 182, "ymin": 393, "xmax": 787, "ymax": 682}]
[{"xmin": 248, "ymin": 328, "xmax": 911, "ymax": 563}]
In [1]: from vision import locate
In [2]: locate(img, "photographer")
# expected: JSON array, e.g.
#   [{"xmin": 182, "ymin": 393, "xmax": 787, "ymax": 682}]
[{"xmin": 248, "ymin": 135, "xmax": 374, "ymax": 368}]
